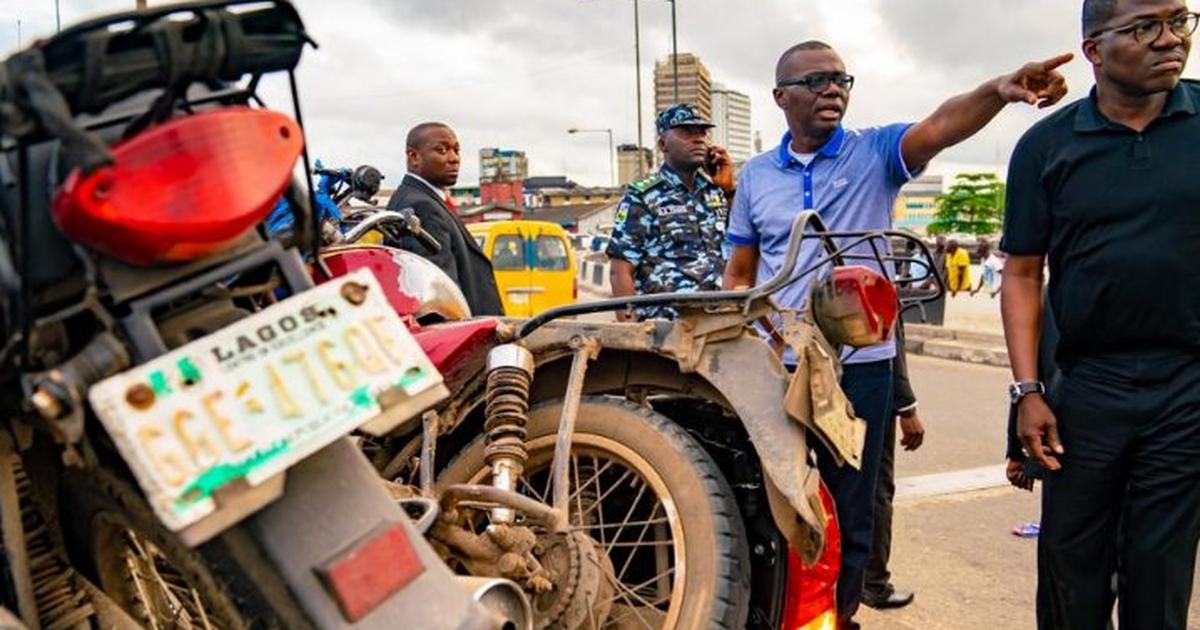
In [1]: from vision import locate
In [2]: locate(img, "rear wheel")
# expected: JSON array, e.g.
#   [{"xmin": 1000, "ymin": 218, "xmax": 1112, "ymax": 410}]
[
  {"xmin": 59, "ymin": 468, "xmax": 246, "ymax": 630},
  {"xmin": 440, "ymin": 396, "xmax": 750, "ymax": 628}
]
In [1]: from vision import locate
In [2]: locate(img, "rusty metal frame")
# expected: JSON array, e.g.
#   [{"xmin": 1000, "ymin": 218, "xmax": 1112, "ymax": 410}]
[{"xmin": 513, "ymin": 310, "xmax": 837, "ymax": 563}]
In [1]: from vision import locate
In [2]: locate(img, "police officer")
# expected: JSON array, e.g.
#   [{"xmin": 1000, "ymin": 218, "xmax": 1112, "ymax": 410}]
[{"xmin": 606, "ymin": 103, "xmax": 736, "ymax": 321}]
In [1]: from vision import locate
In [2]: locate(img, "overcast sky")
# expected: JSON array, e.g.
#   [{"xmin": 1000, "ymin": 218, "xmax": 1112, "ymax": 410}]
[{"xmin": 4, "ymin": 0, "xmax": 1199, "ymax": 187}]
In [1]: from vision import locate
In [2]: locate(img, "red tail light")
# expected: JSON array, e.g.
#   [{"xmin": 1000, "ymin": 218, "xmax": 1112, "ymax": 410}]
[
  {"xmin": 780, "ymin": 482, "xmax": 840, "ymax": 630},
  {"xmin": 52, "ymin": 107, "xmax": 303, "ymax": 266},
  {"xmin": 812, "ymin": 265, "xmax": 899, "ymax": 348},
  {"xmin": 572, "ymin": 277, "xmax": 579, "ymax": 300}
]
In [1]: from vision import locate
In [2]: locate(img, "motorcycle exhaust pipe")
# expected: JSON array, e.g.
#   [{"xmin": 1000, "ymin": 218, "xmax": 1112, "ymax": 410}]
[{"xmin": 455, "ymin": 576, "xmax": 532, "ymax": 630}]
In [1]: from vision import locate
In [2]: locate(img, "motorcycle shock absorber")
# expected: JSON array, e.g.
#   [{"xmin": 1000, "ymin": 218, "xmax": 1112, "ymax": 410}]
[{"xmin": 483, "ymin": 344, "xmax": 535, "ymax": 524}]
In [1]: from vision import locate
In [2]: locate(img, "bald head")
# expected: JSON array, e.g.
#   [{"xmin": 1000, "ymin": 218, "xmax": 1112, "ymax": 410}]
[
  {"xmin": 406, "ymin": 122, "xmax": 452, "ymax": 150},
  {"xmin": 775, "ymin": 40, "xmax": 835, "ymax": 83}
]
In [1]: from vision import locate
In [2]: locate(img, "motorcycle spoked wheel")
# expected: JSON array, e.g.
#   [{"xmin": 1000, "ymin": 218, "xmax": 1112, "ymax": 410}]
[
  {"xmin": 58, "ymin": 468, "xmax": 246, "ymax": 630},
  {"xmin": 439, "ymin": 396, "xmax": 750, "ymax": 629}
]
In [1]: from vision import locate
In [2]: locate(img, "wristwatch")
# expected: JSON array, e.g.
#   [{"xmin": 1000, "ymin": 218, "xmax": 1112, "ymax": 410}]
[{"xmin": 1009, "ymin": 381, "xmax": 1045, "ymax": 405}]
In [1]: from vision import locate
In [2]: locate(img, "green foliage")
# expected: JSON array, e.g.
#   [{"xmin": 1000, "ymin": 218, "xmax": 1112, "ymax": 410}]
[{"xmin": 927, "ymin": 173, "xmax": 1006, "ymax": 236}]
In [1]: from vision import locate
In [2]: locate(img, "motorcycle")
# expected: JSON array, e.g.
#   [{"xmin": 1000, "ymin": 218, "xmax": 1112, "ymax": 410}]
[
  {"xmin": 319, "ymin": 192, "xmax": 943, "ymax": 627},
  {"xmin": 0, "ymin": 2, "xmax": 528, "ymax": 628}
]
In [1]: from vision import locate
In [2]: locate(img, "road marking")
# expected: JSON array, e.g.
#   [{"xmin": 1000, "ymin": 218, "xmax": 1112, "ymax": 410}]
[{"xmin": 896, "ymin": 464, "xmax": 1009, "ymax": 500}]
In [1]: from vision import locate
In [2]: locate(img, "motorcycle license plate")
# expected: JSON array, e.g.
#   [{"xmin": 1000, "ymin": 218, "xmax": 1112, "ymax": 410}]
[{"xmin": 88, "ymin": 270, "xmax": 442, "ymax": 531}]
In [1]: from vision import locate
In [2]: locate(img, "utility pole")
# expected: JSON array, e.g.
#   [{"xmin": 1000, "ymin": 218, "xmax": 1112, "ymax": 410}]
[
  {"xmin": 633, "ymin": 0, "xmax": 644, "ymax": 178},
  {"xmin": 55, "ymin": 0, "xmax": 61, "ymax": 32},
  {"xmin": 136, "ymin": 0, "xmax": 148, "ymax": 9},
  {"xmin": 15, "ymin": 20, "xmax": 20, "ymax": 48},
  {"xmin": 669, "ymin": 0, "xmax": 678, "ymax": 101}
]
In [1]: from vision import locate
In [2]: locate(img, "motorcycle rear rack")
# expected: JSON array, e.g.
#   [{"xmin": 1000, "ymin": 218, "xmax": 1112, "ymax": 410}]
[{"xmin": 516, "ymin": 211, "xmax": 945, "ymax": 339}]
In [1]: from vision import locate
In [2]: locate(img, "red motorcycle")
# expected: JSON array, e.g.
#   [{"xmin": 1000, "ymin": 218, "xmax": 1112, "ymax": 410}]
[{"xmin": 321, "ymin": 205, "xmax": 941, "ymax": 629}]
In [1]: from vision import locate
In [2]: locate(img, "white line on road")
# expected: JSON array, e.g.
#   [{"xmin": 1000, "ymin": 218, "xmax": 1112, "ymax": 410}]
[{"xmin": 895, "ymin": 465, "xmax": 1009, "ymax": 501}]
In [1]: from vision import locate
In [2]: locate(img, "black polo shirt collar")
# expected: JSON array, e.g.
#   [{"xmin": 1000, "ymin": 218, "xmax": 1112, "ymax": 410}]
[{"xmin": 1074, "ymin": 81, "xmax": 1198, "ymax": 133}]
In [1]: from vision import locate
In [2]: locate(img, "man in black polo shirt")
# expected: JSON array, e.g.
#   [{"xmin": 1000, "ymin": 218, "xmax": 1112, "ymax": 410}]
[{"xmin": 1001, "ymin": 1, "xmax": 1200, "ymax": 628}]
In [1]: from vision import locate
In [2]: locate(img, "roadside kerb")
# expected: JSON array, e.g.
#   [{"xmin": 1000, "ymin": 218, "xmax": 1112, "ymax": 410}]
[{"xmin": 905, "ymin": 324, "xmax": 1010, "ymax": 368}]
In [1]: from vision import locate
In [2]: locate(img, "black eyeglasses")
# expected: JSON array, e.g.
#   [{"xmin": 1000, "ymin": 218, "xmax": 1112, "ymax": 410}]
[
  {"xmin": 776, "ymin": 72, "xmax": 855, "ymax": 94},
  {"xmin": 1089, "ymin": 11, "xmax": 1200, "ymax": 43}
]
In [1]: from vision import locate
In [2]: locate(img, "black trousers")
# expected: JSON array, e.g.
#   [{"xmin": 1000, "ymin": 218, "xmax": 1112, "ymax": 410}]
[
  {"xmin": 1038, "ymin": 353, "xmax": 1200, "ymax": 630},
  {"xmin": 814, "ymin": 360, "xmax": 894, "ymax": 620},
  {"xmin": 864, "ymin": 413, "xmax": 896, "ymax": 597}
]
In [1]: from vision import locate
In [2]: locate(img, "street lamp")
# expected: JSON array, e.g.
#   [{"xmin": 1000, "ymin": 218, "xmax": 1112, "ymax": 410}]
[
  {"xmin": 668, "ymin": 0, "xmax": 678, "ymax": 101},
  {"xmin": 568, "ymin": 128, "xmax": 615, "ymax": 187}
]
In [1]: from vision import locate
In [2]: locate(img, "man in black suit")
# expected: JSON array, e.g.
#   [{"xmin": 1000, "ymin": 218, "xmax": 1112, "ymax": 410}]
[{"xmin": 387, "ymin": 122, "xmax": 504, "ymax": 316}]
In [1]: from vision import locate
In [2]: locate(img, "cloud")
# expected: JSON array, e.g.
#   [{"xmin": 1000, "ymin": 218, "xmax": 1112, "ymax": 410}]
[{"xmin": 9, "ymin": 0, "xmax": 1200, "ymax": 187}]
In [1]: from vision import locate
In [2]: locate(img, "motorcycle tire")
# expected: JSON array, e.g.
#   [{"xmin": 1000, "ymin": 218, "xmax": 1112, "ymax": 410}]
[
  {"xmin": 440, "ymin": 396, "xmax": 751, "ymax": 629},
  {"xmin": 58, "ymin": 467, "xmax": 248, "ymax": 630}
]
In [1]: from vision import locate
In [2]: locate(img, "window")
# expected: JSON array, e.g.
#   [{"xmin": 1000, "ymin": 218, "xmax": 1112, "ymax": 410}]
[
  {"xmin": 491, "ymin": 234, "xmax": 526, "ymax": 270},
  {"xmin": 535, "ymin": 235, "xmax": 570, "ymax": 271}
]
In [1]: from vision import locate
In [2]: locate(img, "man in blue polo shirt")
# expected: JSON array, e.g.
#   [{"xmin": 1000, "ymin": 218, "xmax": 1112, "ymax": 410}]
[{"xmin": 723, "ymin": 40, "xmax": 1071, "ymax": 627}]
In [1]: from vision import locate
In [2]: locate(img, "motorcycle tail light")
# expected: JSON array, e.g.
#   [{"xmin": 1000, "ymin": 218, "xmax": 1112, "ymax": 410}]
[
  {"xmin": 780, "ymin": 482, "xmax": 840, "ymax": 630},
  {"xmin": 52, "ymin": 107, "xmax": 303, "ymax": 266},
  {"xmin": 812, "ymin": 265, "xmax": 899, "ymax": 348},
  {"xmin": 316, "ymin": 522, "xmax": 425, "ymax": 622}
]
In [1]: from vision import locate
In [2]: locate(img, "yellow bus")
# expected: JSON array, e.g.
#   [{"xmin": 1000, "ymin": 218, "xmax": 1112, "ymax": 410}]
[{"xmin": 467, "ymin": 220, "xmax": 578, "ymax": 317}]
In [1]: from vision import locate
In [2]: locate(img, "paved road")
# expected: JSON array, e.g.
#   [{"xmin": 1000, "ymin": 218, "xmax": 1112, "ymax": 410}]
[{"xmin": 860, "ymin": 355, "xmax": 1200, "ymax": 629}]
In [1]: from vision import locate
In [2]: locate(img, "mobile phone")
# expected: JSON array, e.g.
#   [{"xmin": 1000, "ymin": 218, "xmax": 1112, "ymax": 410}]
[{"xmin": 704, "ymin": 146, "xmax": 719, "ymax": 175}]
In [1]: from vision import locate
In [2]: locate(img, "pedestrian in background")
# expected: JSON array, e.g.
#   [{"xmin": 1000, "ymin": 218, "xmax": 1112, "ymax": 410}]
[
  {"xmin": 945, "ymin": 239, "xmax": 972, "ymax": 297},
  {"xmin": 722, "ymin": 38, "xmax": 1069, "ymax": 627},
  {"xmin": 972, "ymin": 240, "xmax": 1005, "ymax": 298},
  {"xmin": 1001, "ymin": 1, "xmax": 1200, "ymax": 627},
  {"xmin": 606, "ymin": 103, "xmax": 736, "ymax": 321},
  {"xmin": 921, "ymin": 235, "xmax": 948, "ymax": 290}
]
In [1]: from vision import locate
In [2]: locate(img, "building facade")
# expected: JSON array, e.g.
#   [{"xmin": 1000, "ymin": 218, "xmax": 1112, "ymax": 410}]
[
  {"xmin": 616, "ymin": 144, "xmax": 653, "ymax": 185},
  {"xmin": 479, "ymin": 148, "xmax": 528, "ymax": 209},
  {"xmin": 711, "ymin": 83, "xmax": 753, "ymax": 165},
  {"xmin": 893, "ymin": 174, "xmax": 944, "ymax": 234},
  {"xmin": 654, "ymin": 53, "xmax": 712, "ymax": 122}
]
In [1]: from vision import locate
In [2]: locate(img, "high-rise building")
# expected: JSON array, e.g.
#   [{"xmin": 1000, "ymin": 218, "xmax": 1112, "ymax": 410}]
[
  {"xmin": 711, "ymin": 83, "xmax": 753, "ymax": 165},
  {"xmin": 654, "ymin": 53, "xmax": 712, "ymax": 122},
  {"xmin": 616, "ymin": 144, "xmax": 653, "ymax": 185}
]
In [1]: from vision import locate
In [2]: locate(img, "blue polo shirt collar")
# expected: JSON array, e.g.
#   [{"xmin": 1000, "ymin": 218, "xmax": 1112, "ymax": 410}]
[{"xmin": 776, "ymin": 126, "xmax": 846, "ymax": 167}]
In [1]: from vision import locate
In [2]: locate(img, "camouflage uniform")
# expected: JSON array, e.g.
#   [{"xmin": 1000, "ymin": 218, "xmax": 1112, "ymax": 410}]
[{"xmin": 605, "ymin": 164, "xmax": 729, "ymax": 320}]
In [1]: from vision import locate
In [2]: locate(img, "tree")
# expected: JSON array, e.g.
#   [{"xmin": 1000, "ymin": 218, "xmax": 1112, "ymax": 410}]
[{"xmin": 927, "ymin": 173, "xmax": 1006, "ymax": 236}]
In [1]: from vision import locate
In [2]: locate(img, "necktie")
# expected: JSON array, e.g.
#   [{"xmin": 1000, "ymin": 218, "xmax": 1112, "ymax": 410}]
[{"xmin": 443, "ymin": 193, "xmax": 458, "ymax": 213}]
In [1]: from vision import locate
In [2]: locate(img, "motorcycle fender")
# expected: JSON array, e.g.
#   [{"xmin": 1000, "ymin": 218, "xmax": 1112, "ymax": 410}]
[{"xmin": 693, "ymin": 335, "xmax": 827, "ymax": 564}]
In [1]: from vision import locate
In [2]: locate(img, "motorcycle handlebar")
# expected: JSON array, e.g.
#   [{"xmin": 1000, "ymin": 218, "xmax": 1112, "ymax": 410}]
[
  {"xmin": 514, "ymin": 210, "xmax": 945, "ymax": 340},
  {"xmin": 342, "ymin": 208, "xmax": 442, "ymax": 254}
]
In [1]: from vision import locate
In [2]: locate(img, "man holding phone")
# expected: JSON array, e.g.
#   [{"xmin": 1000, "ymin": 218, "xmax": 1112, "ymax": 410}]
[{"xmin": 606, "ymin": 103, "xmax": 735, "ymax": 321}]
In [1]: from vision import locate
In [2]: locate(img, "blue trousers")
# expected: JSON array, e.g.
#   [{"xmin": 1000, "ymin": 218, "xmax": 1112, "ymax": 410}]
[{"xmin": 813, "ymin": 359, "xmax": 894, "ymax": 621}]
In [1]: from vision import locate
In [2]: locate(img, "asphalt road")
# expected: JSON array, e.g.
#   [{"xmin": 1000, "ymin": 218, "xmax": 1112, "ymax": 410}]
[{"xmin": 860, "ymin": 355, "xmax": 1200, "ymax": 629}]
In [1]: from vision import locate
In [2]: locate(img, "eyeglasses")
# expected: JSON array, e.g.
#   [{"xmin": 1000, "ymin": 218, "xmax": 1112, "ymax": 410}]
[
  {"xmin": 1089, "ymin": 11, "xmax": 1200, "ymax": 43},
  {"xmin": 776, "ymin": 72, "xmax": 855, "ymax": 94}
]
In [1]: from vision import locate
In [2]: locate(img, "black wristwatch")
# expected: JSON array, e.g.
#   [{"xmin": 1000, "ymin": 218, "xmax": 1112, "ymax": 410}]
[{"xmin": 1009, "ymin": 381, "xmax": 1045, "ymax": 405}]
